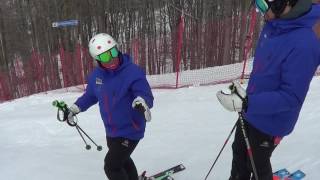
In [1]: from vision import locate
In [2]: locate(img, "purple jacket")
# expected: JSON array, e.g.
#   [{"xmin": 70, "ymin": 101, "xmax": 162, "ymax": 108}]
[
  {"xmin": 75, "ymin": 53, "xmax": 154, "ymax": 140},
  {"xmin": 245, "ymin": 4, "xmax": 320, "ymax": 136}
]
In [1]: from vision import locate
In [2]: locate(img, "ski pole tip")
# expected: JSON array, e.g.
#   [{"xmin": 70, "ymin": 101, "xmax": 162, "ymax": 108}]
[
  {"xmin": 97, "ymin": 146, "xmax": 103, "ymax": 151},
  {"xmin": 86, "ymin": 145, "xmax": 91, "ymax": 150}
]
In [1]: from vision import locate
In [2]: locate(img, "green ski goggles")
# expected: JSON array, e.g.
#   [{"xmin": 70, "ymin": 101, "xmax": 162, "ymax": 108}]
[
  {"xmin": 255, "ymin": 0, "xmax": 269, "ymax": 14},
  {"xmin": 95, "ymin": 47, "xmax": 119, "ymax": 63}
]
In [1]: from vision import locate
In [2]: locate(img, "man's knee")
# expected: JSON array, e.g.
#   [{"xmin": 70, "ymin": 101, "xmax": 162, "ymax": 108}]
[{"xmin": 104, "ymin": 153, "xmax": 122, "ymax": 173}]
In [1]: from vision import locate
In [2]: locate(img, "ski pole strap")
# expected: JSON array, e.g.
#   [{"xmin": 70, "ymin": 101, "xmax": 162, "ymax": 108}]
[
  {"xmin": 52, "ymin": 100, "xmax": 102, "ymax": 151},
  {"xmin": 52, "ymin": 100, "xmax": 69, "ymax": 122}
]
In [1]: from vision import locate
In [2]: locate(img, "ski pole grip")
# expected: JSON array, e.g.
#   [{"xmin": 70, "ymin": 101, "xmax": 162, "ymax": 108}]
[
  {"xmin": 53, "ymin": 100, "xmax": 70, "ymax": 122},
  {"xmin": 52, "ymin": 100, "xmax": 68, "ymax": 112}
]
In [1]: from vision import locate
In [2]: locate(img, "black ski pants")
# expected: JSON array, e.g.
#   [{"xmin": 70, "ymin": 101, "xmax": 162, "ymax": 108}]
[
  {"xmin": 229, "ymin": 121, "xmax": 279, "ymax": 180},
  {"xmin": 104, "ymin": 137, "xmax": 139, "ymax": 180}
]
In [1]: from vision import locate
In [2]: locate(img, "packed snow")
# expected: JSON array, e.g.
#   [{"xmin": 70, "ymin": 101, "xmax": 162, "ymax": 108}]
[{"xmin": 0, "ymin": 76, "xmax": 319, "ymax": 180}]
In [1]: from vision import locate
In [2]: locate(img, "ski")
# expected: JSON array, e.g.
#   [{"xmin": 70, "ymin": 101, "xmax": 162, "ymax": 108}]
[
  {"xmin": 273, "ymin": 168, "xmax": 306, "ymax": 180},
  {"xmin": 141, "ymin": 164, "xmax": 186, "ymax": 180},
  {"xmin": 273, "ymin": 168, "xmax": 290, "ymax": 179},
  {"xmin": 287, "ymin": 170, "xmax": 306, "ymax": 180}
]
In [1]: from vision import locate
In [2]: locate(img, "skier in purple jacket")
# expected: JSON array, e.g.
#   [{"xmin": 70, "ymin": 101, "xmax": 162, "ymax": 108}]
[
  {"xmin": 217, "ymin": 0, "xmax": 320, "ymax": 180},
  {"xmin": 67, "ymin": 33, "xmax": 154, "ymax": 180}
]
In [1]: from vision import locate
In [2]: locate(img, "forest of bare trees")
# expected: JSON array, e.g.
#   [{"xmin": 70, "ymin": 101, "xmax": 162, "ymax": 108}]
[{"xmin": 0, "ymin": 0, "xmax": 262, "ymax": 100}]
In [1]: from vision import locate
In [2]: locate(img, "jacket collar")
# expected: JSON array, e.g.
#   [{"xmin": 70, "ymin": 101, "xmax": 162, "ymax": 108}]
[{"xmin": 267, "ymin": 4, "xmax": 320, "ymax": 32}]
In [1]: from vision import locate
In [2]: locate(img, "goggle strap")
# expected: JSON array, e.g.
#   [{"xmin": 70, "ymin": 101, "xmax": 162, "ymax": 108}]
[{"xmin": 110, "ymin": 47, "xmax": 119, "ymax": 58}]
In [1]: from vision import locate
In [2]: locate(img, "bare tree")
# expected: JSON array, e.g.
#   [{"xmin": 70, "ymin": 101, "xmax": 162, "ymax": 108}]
[{"xmin": 0, "ymin": 0, "xmax": 261, "ymax": 100}]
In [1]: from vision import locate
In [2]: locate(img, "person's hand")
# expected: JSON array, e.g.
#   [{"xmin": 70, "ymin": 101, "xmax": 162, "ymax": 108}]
[
  {"xmin": 132, "ymin": 96, "xmax": 151, "ymax": 122},
  {"xmin": 67, "ymin": 104, "xmax": 81, "ymax": 126},
  {"xmin": 216, "ymin": 81, "xmax": 247, "ymax": 112}
]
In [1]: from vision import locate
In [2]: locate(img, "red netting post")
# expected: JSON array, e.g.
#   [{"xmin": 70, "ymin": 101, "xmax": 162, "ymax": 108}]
[
  {"xmin": 175, "ymin": 14, "xmax": 185, "ymax": 89},
  {"xmin": 240, "ymin": 8, "xmax": 257, "ymax": 83}
]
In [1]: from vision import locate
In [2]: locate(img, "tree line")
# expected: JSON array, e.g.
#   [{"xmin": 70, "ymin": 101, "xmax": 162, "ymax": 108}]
[
  {"xmin": 0, "ymin": 0, "xmax": 265, "ymax": 101},
  {"xmin": 0, "ymin": 0, "xmax": 261, "ymax": 74}
]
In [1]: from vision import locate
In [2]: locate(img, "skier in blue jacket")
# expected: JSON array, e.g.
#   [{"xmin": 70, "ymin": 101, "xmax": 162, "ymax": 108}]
[
  {"xmin": 217, "ymin": 0, "xmax": 320, "ymax": 179},
  {"xmin": 67, "ymin": 33, "xmax": 154, "ymax": 180}
]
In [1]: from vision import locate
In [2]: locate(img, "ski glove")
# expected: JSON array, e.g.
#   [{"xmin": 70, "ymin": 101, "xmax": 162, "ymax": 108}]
[
  {"xmin": 216, "ymin": 81, "xmax": 248, "ymax": 112},
  {"xmin": 132, "ymin": 96, "xmax": 151, "ymax": 122},
  {"xmin": 67, "ymin": 104, "xmax": 81, "ymax": 126}
]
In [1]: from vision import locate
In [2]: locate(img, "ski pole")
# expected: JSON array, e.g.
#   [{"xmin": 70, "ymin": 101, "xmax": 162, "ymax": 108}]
[
  {"xmin": 238, "ymin": 112, "xmax": 259, "ymax": 180},
  {"xmin": 75, "ymin": 124, "xmax": 92, "ymax": 150},
  {"xmin": 52, "ymin": 100, "xmax": 103, "ymax": 151},
  {"xmin": 204, "ymin": 121, "xmax": 238, "ymax": 180},
  {"xmin": 229, "ymin": 74, "xmax": 259, "ymax": 179},
  {"xmin": 76, "ymin": 124, "xmax": 103, "ymax": 151}
]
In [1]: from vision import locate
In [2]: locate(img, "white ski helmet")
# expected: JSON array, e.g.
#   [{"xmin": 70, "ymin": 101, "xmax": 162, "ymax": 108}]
[{"xmin": 88, "ymin": 33, "xmax": 118, "ymax": 59}]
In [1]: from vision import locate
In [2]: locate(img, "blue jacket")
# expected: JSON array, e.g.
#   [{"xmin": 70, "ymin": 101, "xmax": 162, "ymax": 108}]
[
  {"xmin": 245, "ymin": 4, "xmax": 320, "ymax": 137},
  {"xmin": 75, "ymin": 53, "xmax": 154, "ymax": 140}
]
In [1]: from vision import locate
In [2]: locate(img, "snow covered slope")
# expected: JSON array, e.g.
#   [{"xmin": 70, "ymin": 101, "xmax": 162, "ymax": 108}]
[{"xmin": 0, "ymin": 77, "xmax": 319, "ymax": 180}]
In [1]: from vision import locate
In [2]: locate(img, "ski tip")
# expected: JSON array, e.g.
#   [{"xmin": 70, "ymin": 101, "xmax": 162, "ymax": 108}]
[
  {"xmin": 179, "ymin": 164, "xmax": 186, "ymax": 170},
  {"xmin": 288, "ymin": 170, "xmax": 306, "ymax": 179},
  {"xmin": 274, "ymin": 168, "xmax": 290, "ymax": 177},
  {"xmin": 273, "ymin": 169, "xmax": 306, "ymax": 180}
]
